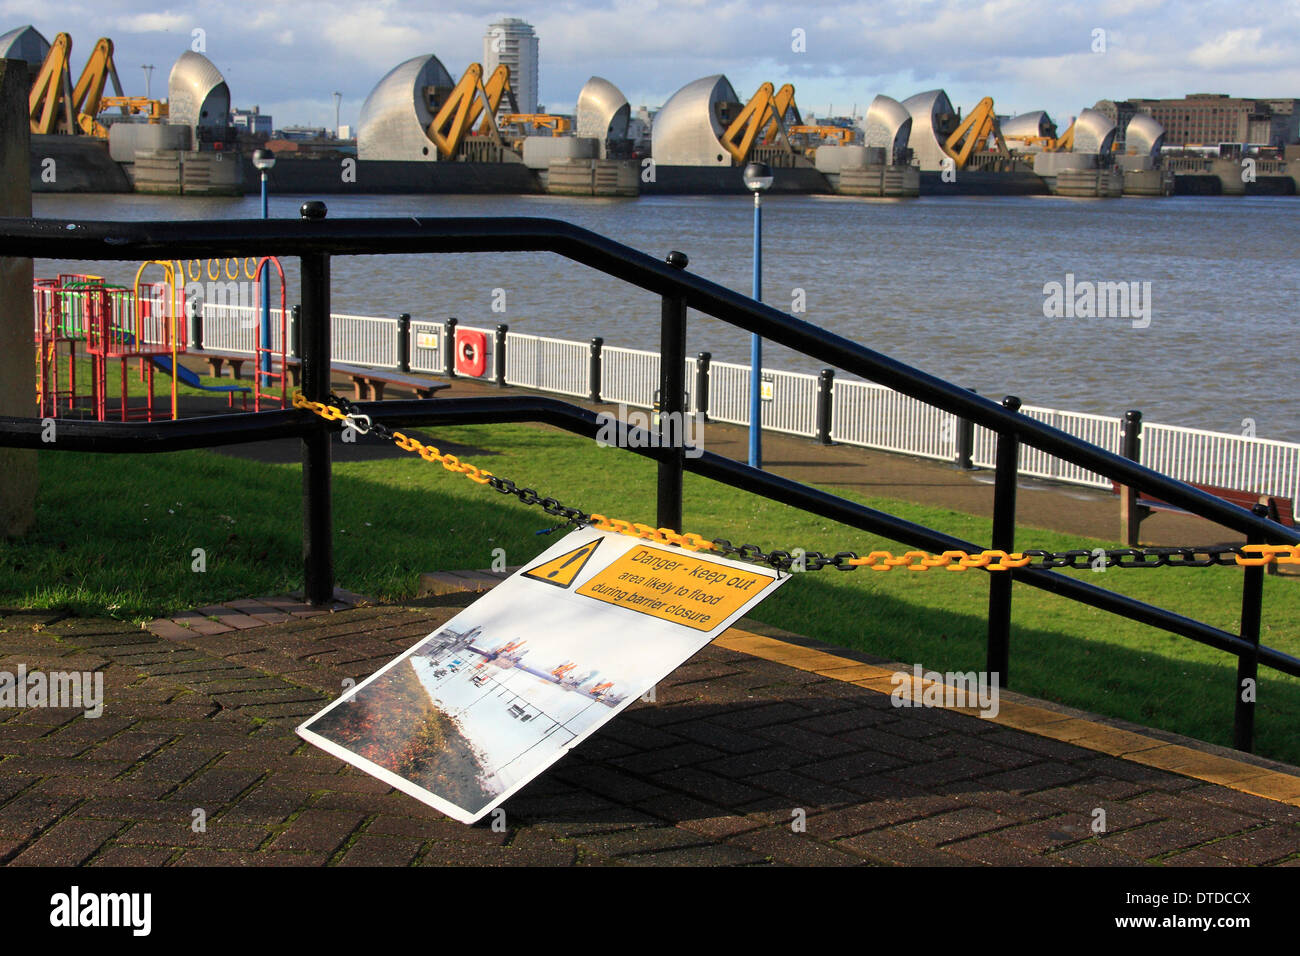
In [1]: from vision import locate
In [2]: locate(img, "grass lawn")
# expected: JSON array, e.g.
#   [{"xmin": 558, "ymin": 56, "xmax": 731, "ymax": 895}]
[{"xmin": 3, "ymin": 420, "xmax": 1298, "ymax": 765}]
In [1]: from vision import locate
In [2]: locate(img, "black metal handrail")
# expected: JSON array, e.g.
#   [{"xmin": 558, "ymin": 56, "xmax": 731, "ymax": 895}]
[{"xmin": 3, "ymin": 211, "xmax": 1294, "ymax": 752}]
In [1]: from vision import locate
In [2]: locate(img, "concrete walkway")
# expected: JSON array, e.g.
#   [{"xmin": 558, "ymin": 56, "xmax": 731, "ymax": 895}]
[{"xmin": 1, "ymin": 594, "xmax": 1297, "ymax": 867}]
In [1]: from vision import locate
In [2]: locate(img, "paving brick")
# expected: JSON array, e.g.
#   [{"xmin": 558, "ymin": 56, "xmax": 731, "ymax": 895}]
[
  {"xmin": 0, "ymin": 601, "xmax": 1294, "ymax": 870},
  {"xmin": 901, "ymin": 806, "xmax": 1011, "ymax": 846},
  {"xmin": 835, "ymin": 828, "xmax": 977, "ymax": 866},
  {"xmin": 726, "ymin": 825, "xmax": 864, "ymax": 866},
  {"xmin": 572, "ymin": 825, "xmax": 711, "ymax": 858},
  {"xmin": 119, "ymin": 820, "xmax": 271, "ymax": 851},
  {"xmin": 269, "ymin": 809, "xmax": 367, "ymax": 853},
  {"xmin": 1200, "ymin": 825, "xmax": 1300, "ymax": 865},
  {"xmin": 87, "ymin": 845, "xmax": 177, "ymax": 866},
  {"xmin": 10, "ymin": 818, "xmax": 124, "ymax": 866},
  {"xmin": 337, "ymin": 833, "xmax": 425, "ymax": 866},
  {"xmin": 623, "ymin": 842, "xmax": 767, "ymax": 866}
]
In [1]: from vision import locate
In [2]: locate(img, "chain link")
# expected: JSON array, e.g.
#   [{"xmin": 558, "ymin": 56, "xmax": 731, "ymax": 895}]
[{"xmin": 294, "ymin": 393, "xmax": 1299, "ymax": 574}]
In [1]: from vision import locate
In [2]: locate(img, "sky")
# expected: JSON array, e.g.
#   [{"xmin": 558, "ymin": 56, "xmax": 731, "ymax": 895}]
[{"xmin": 8, "ymin": 0, "xmax": 1300, "ymax": 130}]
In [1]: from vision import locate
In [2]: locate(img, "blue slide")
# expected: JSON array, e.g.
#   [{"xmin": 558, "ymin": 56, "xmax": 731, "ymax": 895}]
[{"xmin": 149, "ymin": 355, "xmax": 250, "ymax": 397}]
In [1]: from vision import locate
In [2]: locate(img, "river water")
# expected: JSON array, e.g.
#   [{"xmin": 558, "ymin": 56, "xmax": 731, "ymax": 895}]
[{"xmin": 31, "ymin": 191, "xmax": 1300, "ymax": 442}]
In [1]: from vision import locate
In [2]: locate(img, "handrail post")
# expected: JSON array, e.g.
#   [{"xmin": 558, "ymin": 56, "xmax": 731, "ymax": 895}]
[
  {"xmin": 694, "ymin": 351, "xmax": 711, "ymax": 421},
  {"xmin": 1234, "ymin": 503, "xmax": 1268, "ymax": 752},
  {"xmin": 1120, "ymin": 409, "xmax": 1144, "ymax": 546},
  {"xmin": 658, "ymin": 251, "xmax": 689, "ymax": 531},
  {"xmin": 298, "ymin": 201, "xmax": 333, "ymax": 607},
  {"xmin": 987, "ymin": 395, "xmax": 1021, "ymax": 686},
  {"xmin": 443, "ymin": 317, "xmax": 458, "ymax": 378},
  {"xmin": 955, "ymin": 387, "xmax": 976, "ymax": 470},
  {"xmin": 494, "ymin": 323, "xmax": 508, "ymax": 387},
  {"xmin": 815, "ymin": 368, "xmax": 835, "ymax": 445},
  {"xmin": 396, "ymin": 313, "xmax": 410, "ymax": 374},
  {"xmin": 588, "ymin": 337, "xmax": 603, "ymax": 403}
]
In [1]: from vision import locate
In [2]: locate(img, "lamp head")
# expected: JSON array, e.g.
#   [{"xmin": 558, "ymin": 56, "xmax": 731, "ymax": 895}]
[
  {"xmin": 252, "ymin": 148, "xmax": 276, "ymax": 171},
  {"xmin": 743, "ymin": 161, "xmax": 773, "ymax": 192}
]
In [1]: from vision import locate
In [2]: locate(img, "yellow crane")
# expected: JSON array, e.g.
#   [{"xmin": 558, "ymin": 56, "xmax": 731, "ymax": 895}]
[
  {"xmin": 425, "ymin": 63, "xmax": 514, "ymax": 160},
  {"xmin": 28, "ymin": 31, "xmax": 74, "ymax": 134},
  {"xmin": 28, "ymin": 33, "xmax": 127, "ymax": 137},
  {"xmin": 720, "ymin": 82, "xmax": 799, "ymax": 164},
  {"xmin": 942, "ymin": 96, "xmax": 1008, "ymax": 169},
  {"xmin": 69, "ymin": 37, "xmax": 126, "ymax": 136}
]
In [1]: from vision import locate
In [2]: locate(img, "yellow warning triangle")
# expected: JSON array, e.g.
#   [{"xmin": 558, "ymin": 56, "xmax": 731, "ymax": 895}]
[{"xmin": 522, "ymin": 538, "xmax": 603, "ymax": 589}]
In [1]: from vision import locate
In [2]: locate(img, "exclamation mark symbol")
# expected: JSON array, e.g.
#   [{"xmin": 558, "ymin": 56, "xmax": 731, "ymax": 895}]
[{"xmin": 549, "ymin": 545, "xmax": 591, "ymax": 578}]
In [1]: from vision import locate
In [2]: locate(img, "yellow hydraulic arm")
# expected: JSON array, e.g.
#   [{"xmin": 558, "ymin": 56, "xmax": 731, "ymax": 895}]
[
  {"xmin": 1008, "ymin": 121, "xmax": 1074, "ymax": 152},
  {"xmin": 29, "ymin": 31, "xmax": 74, "ymax": 134},
  {"xmin": 426, "ymin": 63, "xmax": 513, "ymax": 159},
  {"xmin": 70, "ymin": 37, "xmax": 125, "ymax": 137},
  {"xmin": 721, "ymin": 82, "xmax": 798, "ymax": 164},
  {"xmin": 501, "ymin": 114, "xmax": 571, "ymax": 136},
  {"xmin": 100, "ymin": 96, "xmax": 168, "ymax": 123},
  {"xmin": 943, "ymin": 96, "xmax": 1007, "ymax": 169},
  {"xmin": 786, "ymin": 124, "xmax": 854, "ymax": 145},
  {"xmin": 758, "ymin": 83, "xmax": 798, "ymax": 144}
]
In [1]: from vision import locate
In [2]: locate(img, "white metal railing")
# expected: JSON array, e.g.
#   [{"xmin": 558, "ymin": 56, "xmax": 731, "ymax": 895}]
[
  {"xmin": 707, "ymin": 362, "xmax": 818, "ymax": 438},
  {"xmin": 200, "ymin": 303, "xmax": 287, "ymax": 355},
  {"xmin": 331, "ymin": 313, "xmax": 399, "ymax": 369},
  {"xmin": 1141, "ymin": 423, "xmax": 1300, "ymax": 506},
  {"xmin": 505, "ymin": 332, "xmax": 589, "ymax": 397},
  {"xmin": 831, "ymin": 379, "xmax": 959, "ymax": 461},
  {"xmin": 190, "ymin": 306, "xmax": 1300, "ymax": 504},
  {"xmin": 971, "ymin": 406, "xmax": 1123, "ymax": 489},
  {"xmin": 600, "ymin": 346, "xmax": 659, "ymax": 407}
]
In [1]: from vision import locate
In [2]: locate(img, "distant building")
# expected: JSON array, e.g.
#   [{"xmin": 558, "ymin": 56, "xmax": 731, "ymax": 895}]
[
  {"xmin": 1126, "ymin": 94, "xmax": 1289, "ymax": 147},
  {"xmin": 276, "ymin": 125, "xmax": 328, "ymax": 142},
  {"xmin": 484, "ymin": 17, "xmax": 538, "ymax": 116},
  {"xmin": 1262, "ymin": 99, "xmax": 1300, "ymax": 145},
  {"xmin": 1091, "ymin": 99, "xmax": 1139, "ymax": 151},
  {"xmin": 337, "ymin": 124, "xmax": 353, "ymax": 141},
  {"xmin": 230, "ymin": 105, "xmax": 273, "ymax": 136}
]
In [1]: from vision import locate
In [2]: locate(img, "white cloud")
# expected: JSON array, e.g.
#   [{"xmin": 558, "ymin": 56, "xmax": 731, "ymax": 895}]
[
  {"xmin": 119, "ymin": 11, "xmax": 190, "ymax": 33},
  {"xmin": 16, "ymin": 0, "xmax": 1299, "ymax": 130}
]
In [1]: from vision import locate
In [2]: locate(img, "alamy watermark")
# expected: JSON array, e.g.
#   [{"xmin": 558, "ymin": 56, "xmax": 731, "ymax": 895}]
[
  {"xmin": 0, "ymin": 665, "xmax": 104, "ymax": 718},
  {"xmin": 890, "ymin": 664, "xmax": 999, "ymax": 718},
  {"xmin": 1042, "ymin": 273, "xmax": 1151, "ymax": 329},
  {"xmin": 595, "ymin": 405, "xmax": 704, "ymax": 458}
]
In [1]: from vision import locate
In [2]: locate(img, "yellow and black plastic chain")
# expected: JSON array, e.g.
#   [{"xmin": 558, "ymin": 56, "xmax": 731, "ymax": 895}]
[{"xmin": 294, "ymin": 393, "xmax": 1299, "ymax": 573}]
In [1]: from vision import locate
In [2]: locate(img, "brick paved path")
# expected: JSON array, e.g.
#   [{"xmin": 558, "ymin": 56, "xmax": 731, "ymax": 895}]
[{"xmin": 1, "ymin": 604, "xmax": 1298, "ymax": 867}]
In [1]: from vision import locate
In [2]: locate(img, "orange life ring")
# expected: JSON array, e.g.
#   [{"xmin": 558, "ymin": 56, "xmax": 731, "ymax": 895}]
[{"xmin": 455, "ymin": 328, "xmax": 488, "ymax": 377}]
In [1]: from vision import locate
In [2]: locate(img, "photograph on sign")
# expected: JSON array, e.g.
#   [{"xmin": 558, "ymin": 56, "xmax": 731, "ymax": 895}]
[{"xmin": 297, "ymin": 528, "xmax": 786, "ymax": 823}]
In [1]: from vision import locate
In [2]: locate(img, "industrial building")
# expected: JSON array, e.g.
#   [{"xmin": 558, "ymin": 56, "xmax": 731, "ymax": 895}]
[{"xmin": 1127, "ymin": 94, "xmax": 1290, "ymax": 148}]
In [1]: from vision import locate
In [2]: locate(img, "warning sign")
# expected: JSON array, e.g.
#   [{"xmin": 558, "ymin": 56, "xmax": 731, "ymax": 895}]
[
  {"xmin": 576, "ymin": 546, "xmax": 776, "ymax": 631},
  {"xmin": 297, "ymin": 528, "xmax": 785, "ymax": 824},
  {"xmin": 522, "ymin": 539, "xmax": 602, "ymax": 588}
]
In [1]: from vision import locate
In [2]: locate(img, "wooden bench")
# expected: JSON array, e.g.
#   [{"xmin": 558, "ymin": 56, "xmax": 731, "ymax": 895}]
[
  {"xmin": 188, "ymin": 348, "xmax": 299, "ymax": 386},
  {"xmin": 188, "ymin": 351, "xmax": 448, "ymax": 402},
  {"xmin": 329, "ymin": 364, "xmax": 449, "ymax": 402},
  {"xmin": 1113, "ymin": 480, "xmax": 1295, "ymax": 527}
]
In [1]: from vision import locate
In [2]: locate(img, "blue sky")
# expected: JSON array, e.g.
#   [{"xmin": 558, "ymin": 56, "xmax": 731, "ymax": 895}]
[{"xmin": 7, "ymin": 0, "xmax": 1299, "ymax": 129}]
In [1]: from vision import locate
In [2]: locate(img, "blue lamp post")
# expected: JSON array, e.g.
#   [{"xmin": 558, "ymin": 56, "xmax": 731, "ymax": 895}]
[
  {"xmin": 252, "ymin": 148, "xmax": 276, "ymax": 383},
  {"xmin": 743, "ymin": 161, "xmax": 773, "ymax": 469}
]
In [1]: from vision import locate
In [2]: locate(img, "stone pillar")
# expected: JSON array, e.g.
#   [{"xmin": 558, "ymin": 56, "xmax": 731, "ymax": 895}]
[{"xmin": 0, "ymin": 58, "xmax": 37, "ymax": 536}]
